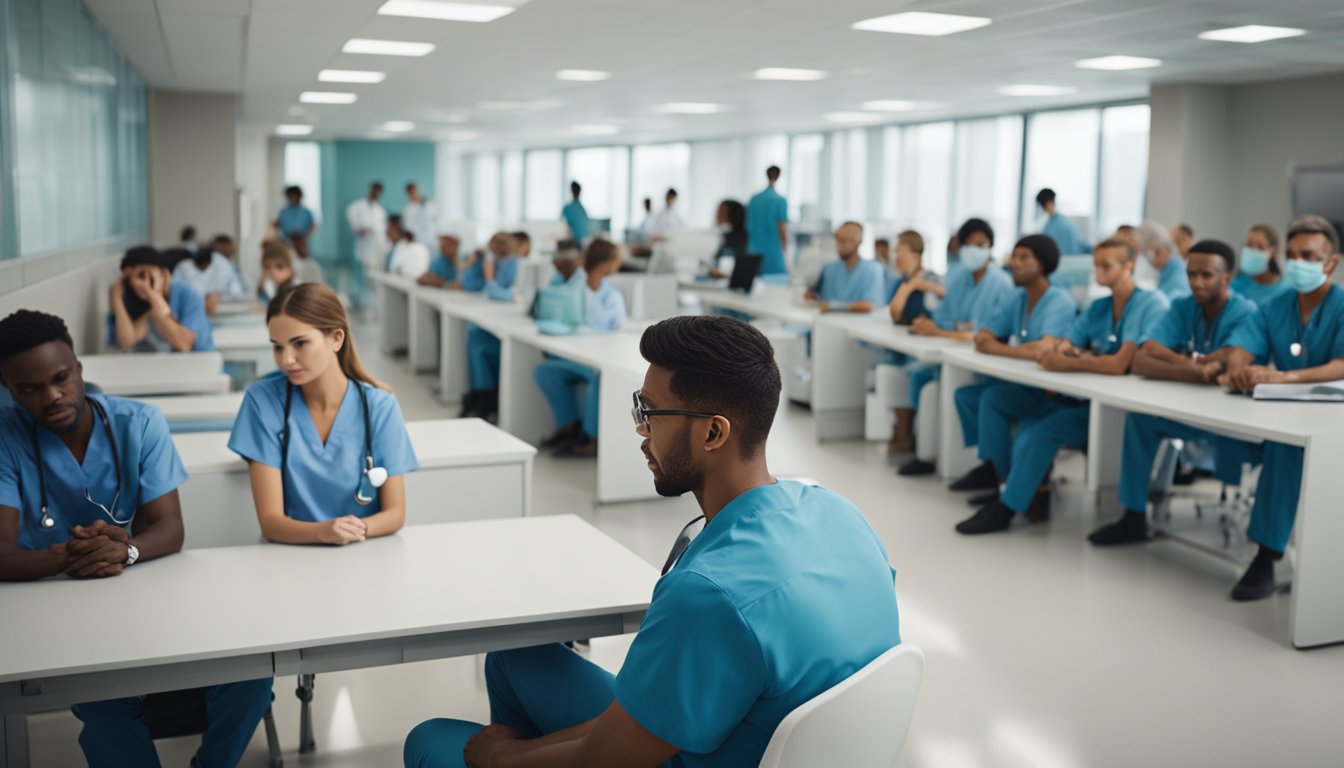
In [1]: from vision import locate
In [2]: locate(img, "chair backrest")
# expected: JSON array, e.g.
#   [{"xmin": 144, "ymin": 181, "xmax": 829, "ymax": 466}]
[{"xmin": 757, "ymin": 644, "xmax": 924, "ymax": 768}]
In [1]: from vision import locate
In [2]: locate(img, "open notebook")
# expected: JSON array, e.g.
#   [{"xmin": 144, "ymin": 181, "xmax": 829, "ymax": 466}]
[{"xmin": 1252, "ymin": 379, "xmax": 1344, "ymax": 401}]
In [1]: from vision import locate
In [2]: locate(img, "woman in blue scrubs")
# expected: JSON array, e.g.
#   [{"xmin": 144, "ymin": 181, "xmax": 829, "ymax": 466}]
[
  {"xmin": 955, "ymin": 239, "xmax": 1168, "ymax": 534},
  {"xmin": 461, "ymin": 232, "xmax": 525, "ymax": 422},
  {"xmin": 1229, "ymin": 223, "xmax": 1290, "ymax": 308},
  {"xmin": 1219, "ymin": 215, "xmax": 1344, "ymax": 600},
  {"xmin": 229, "ymin": 284, "xmax": 418, "ymax": 545}
]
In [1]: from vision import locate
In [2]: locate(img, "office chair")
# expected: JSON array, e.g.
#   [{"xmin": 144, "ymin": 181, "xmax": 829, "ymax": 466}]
[{"xmin": 142, "ymin": 687, "xmax": 283, "ymax": 767}]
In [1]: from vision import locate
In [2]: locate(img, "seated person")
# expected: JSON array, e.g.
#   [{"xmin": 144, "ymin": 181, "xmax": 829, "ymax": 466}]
[
  {"xmin": 875, "ymin": 229, "xmax": 943, "ymax": 453},
  {"xmin": 108, "ymin": 245, "xmax": 215, "ymax": 353},
  {"xmin": 172, "ymin": 233, "xmax": 248, "ymax": 314},
  {"xmin": 949, "ymin": 234, "xmax": 1078, "ymax": 493},
  {"xmin": 512, "ymin": 230, "xmax": 533, "ymax": 259},
  {"xmin": 417, "ymin": 234, "xmax": 461, "ymax": 287},
  {"xmin": 1219, "ymin": 215, "xmax": 1344, "ymax": 600},
  {"xmin": 258, "ymin": 240, "xmax": 300, "ymax": 303},
  {"xmin": 0, "ymin": 309, "xmax": 272, "ymax": 765},
  {"xmin": 385, "ymin": 215, "xmax": 433, "ymax": 279},
  {"xmin": 955, "ymin": 238, "xmax": 1168, "ymax": 534},
  {"xmin": 1230, "ymin": 223, "xmax": 1291, "ymax": 308},
  {"xmin": 1089, "ymin": 240, "xmax": 1267, "ymax": 548},
  {"xmin": 454, "ymin": 231, "xmax": 509, "ymax": 293},
  {"xmin": 896, "ymin": 218, "xmax": 1014, "ymax": 475},
  {"xmin": 404, "ymin": 315, "xmax": 901, "ymax": 768},
  {"xmin": 707, "ymin": 199, "xmax": 748, "ymax": 278},
  {"xmin": 1138, "ymin": 221, "xmax": 1190, "ymax": 300},
  {"xmin": 805, "ymin": 221, "xmax": 885, "ymax": 313},
  {"xmin": 461, "ymin": 234, "xmax": 526, "ymax": 421},
  {"xmin": 533, "ymin": 239, "xmax": 627, "ymax": 457}
]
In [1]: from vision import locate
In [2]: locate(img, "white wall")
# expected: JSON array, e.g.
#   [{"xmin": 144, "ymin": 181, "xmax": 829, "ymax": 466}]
[
  {"xmin": 148, "ymin": 90, "xmax": 238, "ymax": 246},
  {"xmin": 0, "ymin": 239, "xmax": 134, "ymax": 354},
  {"xmin": 234, "ymin": 125, "xmax": 271, "ymax": 287}
]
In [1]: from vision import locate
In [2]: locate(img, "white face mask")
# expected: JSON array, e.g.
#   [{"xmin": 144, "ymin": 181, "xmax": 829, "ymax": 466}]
[{"xmin": 959, "ymin": 245, "xmax": 992, "ymax": 271}]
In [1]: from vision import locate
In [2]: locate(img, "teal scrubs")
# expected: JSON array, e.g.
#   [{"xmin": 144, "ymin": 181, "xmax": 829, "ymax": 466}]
[
  {"xmin": 533, "ymin": 280, "xmax": 627, "ymax": 439},
  {"xmin": 106, "ymin": 281, "xmax": 216, "ymax": 353},
  {"xmin": 903, "ymin": 266, "xmax": 1014, "ymax": 411},
  {"xmin": 1241, "ymin": 285, "xmax": 1344, "ymax": 552},
  {"xmin": 228, "ymin": 373, "xmax": 419, "ymax": 521},
  {"xmin": 276, "ymin": 204, "xmax": 315, "ymax": 239},
  {"xmin": 1042, "ymin": 213, "xmax": 1088, "ymax": 255},
  {"xmin": 429, "ymin": 254, "xmax": 456, "ymax": 282},
  {"xmin": 468, "ymin": 257, "xmax": 522, "ymax": 391},
  {"xmin": 459, "ymin": 256, "xmax": 488, "ymax": 293},
  {"xmin": 0, "ymin": 394, "xmax": 271, "ymax": 767},
  {"xmin": 814, "ymin": 258, "xmax": 886, "ymax": 306},
  {"xmin": 746, "ymin": 186, "xmax": 789, "ymax": 276},
  {"xmin": 403, "ymin": 480, "xmax": 902, "ymax": 768},
  {"xmin": 562, "ymin": 200, "xmax": 591, "ymax": 243},
  {"xmin": 1230, "ymin": 274, "xmax": 1291, "ymax": 308},
  {"xmin": 1157, "ymin": 258, "xmax": 1191, "ymax": 300}
]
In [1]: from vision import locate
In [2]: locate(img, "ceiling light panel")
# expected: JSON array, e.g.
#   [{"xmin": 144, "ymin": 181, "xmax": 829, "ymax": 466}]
[
  {"xmin": 300, "ymin": 91, "xmax": 358, "ymax": 104},
  {"xmin": 861, "ymin": 100, "xmax": 942, "ymax": 112},
  {"xmin": 658, "ymin": 102, "xmax": 727, "ymax": 114},
  {"xmin": 824, "ymin": 112, "xmax": 881, "ymax": 124},
  {"xmin": 319, "ymin": 69, "xmax": 387, "ymax": 83},
  {"xmin": 1197, "ymin": 25, "xmax": 1305, "ymax": 44},
  {"xmin": 343, "ymin": 38, "xmax": 436, "ymax": 56},
  {"xmin": 382, "ymin": 121, "xmax": 416, "ymax": 132},
  {"xmin": 997, "ymin": 84, "xmax": 1077, "ymax": 97},
  {"xmin": 851, "ymin": 11, "xmax": 991, "ymax": 36},
  {"xmin": 276, "ymin": 124, "xmax": 314, "ymax": 136},
  {"xmin": 1075, "ymin": 55, "xmax": 1162, "ymax": 70},
  {"xmin": 377, "ymin": 0, "xmax": 516, "ymax": 23},
  {"xmin": 754, "ymin": 67, "xmax": 828, "ymax": 81},
  {"xmin": 556, "ymin": 69, "xmax": 611, "ymax": 82}
]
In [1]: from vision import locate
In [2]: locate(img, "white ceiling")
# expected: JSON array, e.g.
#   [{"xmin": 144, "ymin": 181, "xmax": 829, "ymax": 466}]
[{"xmin": 83, "ymin": 0, "xmax": 1344, "ymax": 150}]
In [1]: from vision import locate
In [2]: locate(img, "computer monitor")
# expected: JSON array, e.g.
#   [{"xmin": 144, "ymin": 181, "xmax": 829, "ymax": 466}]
[{"xmin": 728, "ymin": 254, "xmax": 764, "ymax": 293}]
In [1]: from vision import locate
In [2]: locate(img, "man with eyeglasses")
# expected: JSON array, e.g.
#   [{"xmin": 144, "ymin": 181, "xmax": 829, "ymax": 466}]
[{"xmin": 406, "ymin": 315, "xmax": 903, "ymax": 768}]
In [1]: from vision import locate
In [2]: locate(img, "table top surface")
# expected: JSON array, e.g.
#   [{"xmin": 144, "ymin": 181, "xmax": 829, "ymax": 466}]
[
  {"xmin": 816, "ymin": 313, "xmax": 960, "ymax": 361},
  {"xmin": 0, "ymin": 516, "xmax": 657, "ymax": 683},
  {"xmin": 212, "ymin": 324, "xmax": 271, "ymax": 349},
  {"xmin": 138, "ymin": 393, "xmax": 245, "ymax": 421},
  {"xmin": 682, "ymin": 283, "xmax": 818, "ymax": 325}
]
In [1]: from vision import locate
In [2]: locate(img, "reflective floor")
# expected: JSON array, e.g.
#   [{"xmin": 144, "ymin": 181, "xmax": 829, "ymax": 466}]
[{"xmin": 26, "ymin": 316, "xmax": 1344, "ymax": 767}]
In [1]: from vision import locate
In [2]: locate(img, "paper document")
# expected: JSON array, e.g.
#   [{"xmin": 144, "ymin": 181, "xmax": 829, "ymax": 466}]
[{"xmin": 1252, "ymin": 379, "xmax": 1344, "ymax": 401}]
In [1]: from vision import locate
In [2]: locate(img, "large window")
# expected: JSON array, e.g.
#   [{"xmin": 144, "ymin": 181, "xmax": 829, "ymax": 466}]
[
  {"xmin": 501, "ymin": 151, "xmax": 523, "ymax": 222},
  {"xmin": 1098, "ymin": 104, "xmax": 1150, "ymax": 237},
  {"xmin": 630, "ymin": 143, "xmax": 689, "ymax": 226},
  {"xmin": 524, "ymin": 150, "xmax": 563, "ymax": 220},
  {"xmin": 565, "ymin": 146, "xmax": 630, "ymax": 236},
  {"xmin": 788, "ymin": 134, "xmax": 825, "ymax": 224},
  {"xmin": 283, "ymin": 142, "xmax": 323, "ymax": 223},
  {"xmin": 471, "ymin": 154, "xmax": 500, "ymax": 222},
  {"xmin": 1021, "ymin": 109, "xmax": 1101, "ymax": 241},
  {"xmin": 897, "ymin": 122, "xmax": 955, "ymax": 271},
  {"xmin": 952, "ymin": 116, "xmax": 1024, "ymax": 266}
]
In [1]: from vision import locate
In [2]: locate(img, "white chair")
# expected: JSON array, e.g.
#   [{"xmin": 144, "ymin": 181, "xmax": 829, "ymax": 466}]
[{"xmin": 758, "ymin": 644, "xmax": 924, "ymax": 768}]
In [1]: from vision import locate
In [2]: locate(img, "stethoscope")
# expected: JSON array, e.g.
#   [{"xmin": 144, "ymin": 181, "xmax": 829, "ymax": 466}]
[
  {"xmin": 32, "ymin": 397, "xmax": 129, "ymax": 530},
  {"xmin": 1186, "ymin": 303, "xmax": 1224, "ymax": 356},
  {"xmin": 281, "ymin": 380, "xmax": 387, "ymax": 505},
  {"xmin": 1096, "ymin": 294, "xmax": 1138, "ymax": 352}
]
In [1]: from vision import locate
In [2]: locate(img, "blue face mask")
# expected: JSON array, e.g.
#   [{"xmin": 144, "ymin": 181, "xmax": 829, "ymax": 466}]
[
  {"xmin": 959, "ymin": 245, "xmax": 992, "ymax": 272},
  {"xmin": 1284, "ymin": 258, "xmax": 1328, "ymax": 293},
  {"xmin": 1238, "ymin": 247, "xmax": 1270, "ymax": 277}
]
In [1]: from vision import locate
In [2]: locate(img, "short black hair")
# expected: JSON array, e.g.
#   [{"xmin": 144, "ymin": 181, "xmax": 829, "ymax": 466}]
[
  {"xmin": 406, "ymin": 181, "xmax": 418, "ymax": 191},
  {"xmin": 874, "ymin": 238, "xmax": 890, "ymax": 248},
  {"xmin": 571, "ymin": 181, "xmax": 581, "ymax": 195},
  {"xmin": 285, "ymin": 185, "xmax": 302, "ymax": 198},
  {"xmin": 121, "ymin": 245, "xmax": 166, "ymax": 270},
  {"xmin": 1035, "ymin": 188, "xmax": 1056, "ymax": 206},
  {"xmin": 512, "ymin": 231, "xmax": 531, "ymax": 244},
  {"xmin": 1017, "ymin": 234, "xmax": 1061, "ymax": 275},
  {"xmin": 211, "ymin": 233, "xmax": 233, "ymax": 246},
  {"xmin": 957, "ymin": 218, "xmax": 995, "ymax": 247},
  {"xmin": 720, "ymin": 199, "xmax": 745, "ymax": 232},
  {"xmin": 1189, "ymin": 239, "xmax": 1236, "ymax": 272},
  {"xmin": 180, "ymin": 225, "xmax": 196, "ymax": 242},
  {"xmin": 0, "ymin": 310, "xmax": 74, "ymax": 381},
  {"xmin": 766, "ymin": 165, "xmax": 781, "ymax": 181},
  {"xmin": 388, "ymin": 215, "xmax": 408, "ymax": 239},
  {"xmin": 639, "ymin": 316, "xmax": 780, "ymax": 458},
  {"xmin": 370, "ymin": 181, "xmax": 384, "ymax": 192},
  {"xmin": 666, "ymin": 188, "xmax": 678, "ymax": 198},
  {"xmin": 162, "ymin": 247, "xmax": 194, "ymax": 270}
]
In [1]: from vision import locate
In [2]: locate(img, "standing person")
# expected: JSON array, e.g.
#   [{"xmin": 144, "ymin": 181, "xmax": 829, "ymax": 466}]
[
  {"xmin": 637, "ymin": 197, "xmax": 654, "ymax": 239},
  {"xmin": 1035, "ymin": 188, "xmax": 1089, "ymax": 255},
  {"xmin": 173, "ymin": 234, "xmax": 248, "ymax": 315},
  {"xmin": 647, "ymin": 188, "xmax": 685, "ymax": 241},
  {"xmin": 562, "ymin": 181, "xmax": 591, "ymax": 244},
  {"xmin": 747, "ymin": 165, "xmax": 790, "ymax": 276},
  {"xmin": 1230, "ymin": 223, "xmax": 1290, "ymax": 308},
  {"xmin": 0, "ymin": 309, "xmax": 273, "ymax": 767},
  {"xmin": 404, "ymin": 315, "xmax": 901, "ymax": 768},
  {"xmin": 804, "ymin": 221, "xmax": 885, "ymax": 313},
  {"xmin": 403, "ymin": 182, "xmax": 440, "ymax": 258},
  {"xmin": 346, "ymin": 181, "xmax": 388, "ymax": 309},
  {"xmin": 384, "ymin": 216, "xmax": 432, "ymax": 279},
  {"xmin": 108, "ymin": 246, "xmax": 215, "ymax": 353},
  {"xmin": 275, "ymin": 185, "xmax": 318, "ymax": 260}
]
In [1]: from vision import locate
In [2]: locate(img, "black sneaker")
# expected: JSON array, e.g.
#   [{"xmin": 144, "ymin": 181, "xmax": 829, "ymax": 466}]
[
  {"xmin": 1025, "ymin": 491, "xmax": 1051, "ymax": 522},
  {"xmin": 540, "ymin": 422, "xmax": 581, "ymax": 449},
  {"xmin": 949, "ymin": 461, "xmax": 998, "ymax": 492},
  {"xmin": 458, "ymin": 391, "xmax": 480, "ymax": 418},
  {"xmin": 1088, "ymin": 512, "xmax": 1149, "ymax": 546},
  {"xmin": 967, "ymin": 490, "xmax": 999, "ymax": 507},
  {"xmin": 898, "ymin": 458, "xmax": 936, "ymax": 476},
  {"xmin": 955, "ymin": 501, "xmax": 1014, "ymax": 535},
  {"xmin": 1231, "ymin": 549, "xmax": 1285, "ymax": 602}
]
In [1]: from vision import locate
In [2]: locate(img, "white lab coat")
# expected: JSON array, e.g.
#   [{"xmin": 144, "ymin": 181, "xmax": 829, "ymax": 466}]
[
  {"xmin": 402, "ymin": 199, "xmax": 439, "ymax": 252},
  {"xmin": 648, "ymin": 206, "xmax": 685, "ymax": 238},
  {"xmin": 386, "ymin": 240, "xmax": 431, "ymax": 279},
  {"xmin": 346, "ymin": 198, "xmax": 388, "ymax": 267}
]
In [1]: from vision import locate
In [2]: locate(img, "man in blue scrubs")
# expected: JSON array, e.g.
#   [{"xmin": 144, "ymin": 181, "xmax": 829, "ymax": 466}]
[
  {"xmin": 0, "ymin": 309, "xmax": 271, "ymax": 767},
  {"xmin": 461, "ymin": 233, "xmax": 525, "ymax": 421},
  {"xmin": 746, "ymin": 165, "xmax": 790, "ymax": 276},
  {"xmin": 1089, "ymin": 240, "xmax": 1267, "ymax": 547},
  {"xmin": 417, "ymin": 234, "xmax": 461, "ymax": 288},
  {"xmin": 805, "ymin": 221, "xmax": 886, "ymax": 312},
  {"xmin": 1219, "ymin": 215, "xmax": 1344, "ymax": 600},
  {"xmin": 1036, "ymin": 188, "xmax": 1089, "ymax": 255},
  {"xmin": 108, "ymin": 245, "xmax": 216, "ymax": 353},
  {"xmin": 562, "ymin": 182, "xmax": 591, "ymax": 244},
  {"xmin": 404, "ymin": 316, "xmax": 902, "ymax": 768},
  {"xmin": 949, "ymin": 234, "xmax": 1078, "ymax": 493},
  {"xmin": 1139, "ymin": 221, "xmax": 1190, "ymax": 300},
  {"xmin": 275, "ymin": 185, "xmax": 317, "ymax": 260}
]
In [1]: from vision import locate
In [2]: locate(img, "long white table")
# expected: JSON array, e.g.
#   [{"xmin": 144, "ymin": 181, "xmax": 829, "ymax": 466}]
[
  {"xmin": 173, "ymin": 419, "xmax": 537, "ymax": 549},
  {"xmin": 80, "ymin": 352, "xmax": 231, "ymax": 397},
  {"xmin": 0, "ymin": 516, "xmax": 659, "ymax": 765},
  {"xmin": 373, "ymin": 271, "xmax": 417, "ymax": 356},
  {"xmin": 680, "ymin": 281, "xmax": 818, "ymax": 326},
  {"xmin": 138, "ymin": 393, "xmax": 245, "ymax": 423}
]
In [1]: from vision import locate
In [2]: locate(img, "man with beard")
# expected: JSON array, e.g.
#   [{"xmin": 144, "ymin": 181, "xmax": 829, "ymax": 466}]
[{"xmin": 404, "ymin": 316, "xmax": 902, "ymax": 768}]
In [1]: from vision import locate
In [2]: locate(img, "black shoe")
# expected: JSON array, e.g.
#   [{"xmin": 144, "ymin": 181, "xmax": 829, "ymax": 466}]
[
  {"xmin": 478, "ymin": 390, "xmax": 499, "ymax": 421},
  {"xmin": 458, "ymin": 391, "xmax": 479, "ymax": 418},
  {"xmin": 540, "ymin": 422, "xmax": 581, "ymax": 449},
  {"xmin": 555, "ymin": 439, "xmax": 598, "ymax": 458},
  {"xmin": 898, "ymin": 458, "xmax": 936, "ymax": 476},
  {"xmin": 955, "ymin": 501, "xmax": 1014, "ymax": 535},
  {"xmin": 1088, "ymin": 511, "xmax": 1149, "ymax": 546},
  {"xmin": 967, "ymin": 490, "xmax": 999, "ymax": 507},
  {"xmin": 949, "ymin": 461, "xmax": 998, "ymax": 492},
  {"xmin": 1172, "ymin": 462, "xmax": 1197, "ymax": 486},
  {"xmin": 1231, "ymin": 548, "xmax": 1284, "ymax": 602},
  {"xmin": 1025, "ymin": 491, "xmax": 1051, "ymax": 522}
]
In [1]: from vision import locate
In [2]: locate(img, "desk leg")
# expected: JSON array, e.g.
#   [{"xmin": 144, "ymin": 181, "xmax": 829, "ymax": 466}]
[
  {"xmin": 596, "ymin": 366, "xmax": 656, "ymax": 503},
  {"xmin": 379, "ymin": 284, "xmax": 409, "ymax": 355},
  {"xmin": 1290, "ymin": 432, "xmax": 1344, "ymax": 648},
  {"xmin": 1087, "ymin": 401, "xmax": 1124, "ymax": 494},
  {"xmin": 3, "ymin": 713, "xmax": 29, "ymax": 768},
  {"xmin": 812, "ymin": 321, "xmax": 867, "ymax": 442},
  {"xmin": 938, "ymin": 361, "xmax": 977, "ymax": 482},
  {"xmin": 410, "ymin": 299, "xmax": 440, "ymax": 373},
  {"xmin": 438, "ymin": 315, "xmax": 471, "ymax": 405},
  {"xmin": 498, "ymin": 338, "xmax": 548, "ymax": 444}
]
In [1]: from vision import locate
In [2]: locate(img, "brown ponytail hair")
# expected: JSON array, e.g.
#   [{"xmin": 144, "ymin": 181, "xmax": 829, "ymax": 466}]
[{"xmin": 267, "ymin": 283, "xmax": 392, "ymax": 392}]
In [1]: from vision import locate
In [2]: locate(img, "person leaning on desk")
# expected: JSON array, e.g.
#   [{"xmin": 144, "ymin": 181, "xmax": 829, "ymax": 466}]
[
  {"xmin": 0, "ymin": 309, "xmax": 272, "ymax": 767},
  {"xmin": 108, "ymin": 245, "xmax": 216, "ymax": 354}
]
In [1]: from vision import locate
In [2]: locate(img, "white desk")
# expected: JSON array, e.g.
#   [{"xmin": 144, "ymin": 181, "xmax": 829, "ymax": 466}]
[
  {"xmin": 80, "ymin": 353, "xmax": 230, "ymax": 397},
  {"xmin": 681, "ymin": 282, "xmax": 818, "ymax": 326},
  {"xmin": 936, "ymin": 345, "xmax": 1344, "ymax": 649},
  {"xmin": 211, "ymin": 300, "xmax": 260, "ymax": 317},
  {"xmin": 212, "ymin": 325, "xmax": 275, "ymax": 376},
  {"xmin": 138, "ymin": 393, "xmax": 244, "ymax": 423},
  {"xmin": 372, "ymin": 272, "xmax": 416, "ymax": 356},
  {"xmin": 173, "ymin": 419, "xmax": 537, "ymax": 549},
  {"xmin": 0, "ymin": 516, "xmax": 658, "ymax": 764}
]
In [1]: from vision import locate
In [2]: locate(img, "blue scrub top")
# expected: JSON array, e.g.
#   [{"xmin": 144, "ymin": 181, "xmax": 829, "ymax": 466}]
[
  {"xmin": 746, "ymin": 187, "xmax": 789, "ymax": 276},
  {"xmin": 1144, "ymin": 293, "xmax": 1266, "ymax": 360},
  {"xmin": 1242, "ymin": 285, "xmax": 1344, "ymax": 370},
  {"xmin": 484, "ymin": 256, "xmax": 521, "ymax": 301},
  {"xmin": 277, "ymin": 204, "xmax": 315, "ymax": 237},
  {"xmin": 1066, "ymin": 288, "xmax": 1169, "ymax": 354},
  {"xmin": 429, "ymin": 254, "xmax": 457, "ymax": 282},
  {"xmin": 982, "ymin": 284, "xmax": 1078, "ymax": 343},
  {"xmin": 562, "ymin": 200, "xmax": 591, "ymax": 243},
  {"xmin": 459, "ymin": 255, "xmax": 488, "ymax": 293},
  {"xmin": 228, "ymin": 373, "xmax": 419, "ymax": 522},
  {"xmin": 584, "ymin": 278, "xmax": 627, "ymax": 331},
  {"xmin": 1157, "ymin": 258, "xmax": 1191, "ymax": 300},
  {"xmin": 1042, "ymin": 214, "xmax": 1089, "ymax": 256},
  {"xmin": 1230, "ymin": 274, "xmax": 1292, "ymax": 309},
  {"xmin": 0, "ymin": 394, "xmax": 187, "ymax": 551},
  {"xmin": 814, "ymin": 259, "xmax": 886, "ymax": 305},
  {"xmin": 106, "ymin": 281, "xmax": 216, "ymax": 352},
  {"xmin": 932, "ymin": 266, "xmax": 1013, "ymax": 332},
  {"xmin": 613, "ymin": 481, "xmax": 900, "ymax": 767}
]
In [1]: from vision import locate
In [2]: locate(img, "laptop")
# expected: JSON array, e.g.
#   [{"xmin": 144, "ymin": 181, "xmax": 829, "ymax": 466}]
[{"xmin": 728, "ymin": 254, "xmax": 764, "ymax": 293}]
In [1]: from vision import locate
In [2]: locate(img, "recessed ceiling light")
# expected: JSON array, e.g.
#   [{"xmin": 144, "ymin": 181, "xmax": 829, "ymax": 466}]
[
  {"xmin": 476, "ymin": 99, "xmax": 562, "ymax": 111},
  {"xmin": 319, "ymin": 69, "xmax": 387, "ymax": 83},
  {"xmin": 997, "ymin": 84, "xmax": 1077, "ymax": 97},
  {"xmin": 439, "ymin": 130, "xmax": 480, "ymax": 141},
  {"xmin": 657, "ymin": 102, "xmax": 727, "ymax": 115},
  {"xmin": 754, "ymin": 67, "xmax": 828, "ymax": 81},
  {"xmin": 276, "ymin": 124, "xmax": 314, "ymax": 136},
  {"xmin": 422, "ymin": 111, "xmax": 469, "ymax": 123},
  {"xmin": 861, "ymin": 100, "xmax": 942, "ymax": 112},
  {"xmin": 556, "ymin": 69, "xmax": 611, "ymax": 82},
  {"xmin": 377, "ymin": 0, "xmax": 516, "ymax": 23},
  {"xmin": 300, "ymin": 91, "xmax": 357, "ymax": 104},
  {"xmin": 851, "ymin": 11, "xmax": 991, "ymax": 36},
  {"xmin": 343, "ymin": 38, "xmax": 436, "ymax": 57},
  {"xmin": 1075, "ymin": 55, "xmax": 1162, "ymax": 70},
  {"xmin": 572, "ymin": 124, "xmax": 620, "ymax": 136},
  {"xmin": 382, "ymin": 121, "xmax": 416, "ymax": 132},
  {"xmin": 1197, "ymin": 24, "xmax": 1305, "ymax": 44},
  {"xmin": 824, "ymin": 112, "xmax": 882, "ymax": 124}
]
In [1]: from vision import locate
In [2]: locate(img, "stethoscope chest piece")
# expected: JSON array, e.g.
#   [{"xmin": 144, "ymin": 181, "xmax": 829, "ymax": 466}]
[{"xmin": 1291, "ymin": 342, "xmax": 1304, "ymax": 358}]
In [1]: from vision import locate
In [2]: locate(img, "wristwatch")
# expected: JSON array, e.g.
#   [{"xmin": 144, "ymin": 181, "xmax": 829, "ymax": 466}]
[{"xmin": 124, "ymin": 543, "xmax": 140, "ymax": 566}]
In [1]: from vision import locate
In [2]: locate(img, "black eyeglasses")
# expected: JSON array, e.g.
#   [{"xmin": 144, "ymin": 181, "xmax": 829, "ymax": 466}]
[{"xmin": 631, "ymin": 390, "xmax": 718, "ymax": 430}]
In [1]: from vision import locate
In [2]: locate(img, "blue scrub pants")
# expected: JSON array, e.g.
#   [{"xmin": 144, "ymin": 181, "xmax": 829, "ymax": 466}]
[
  {"xmin": 1117, "ymin": 414, "xmax": 1259, "ymax": 514},
  {"xmin": 906, "ymin": 363, "xmax": 939, "ymax": 410},
  {"xmin": 534, "ymin": 358, "xmax": 600, "ymax": 439},
  {"xmin": 71, "ymin": 678, "xmax": 272, "ymax": 768},
  {"xmin": 1246, "ymin": 441, "xmax": 1301, "ymax": 552},
  {"xmin": 976, "ymin": 384, "xmax": 1073, "ymax": 481},
  {"xmin": 1000, "ymin": 403, "xmax": 1090, "ymax": 514},
  {"xmin": 466, "ymin": 324, "xmax": 501, "ymax": 390}
]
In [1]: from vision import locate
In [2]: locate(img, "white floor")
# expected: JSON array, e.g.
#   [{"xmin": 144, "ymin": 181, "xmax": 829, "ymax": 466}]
[{"xmin": 26, "ymin": 315, "xmax": 1344, "ymax": 767}]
